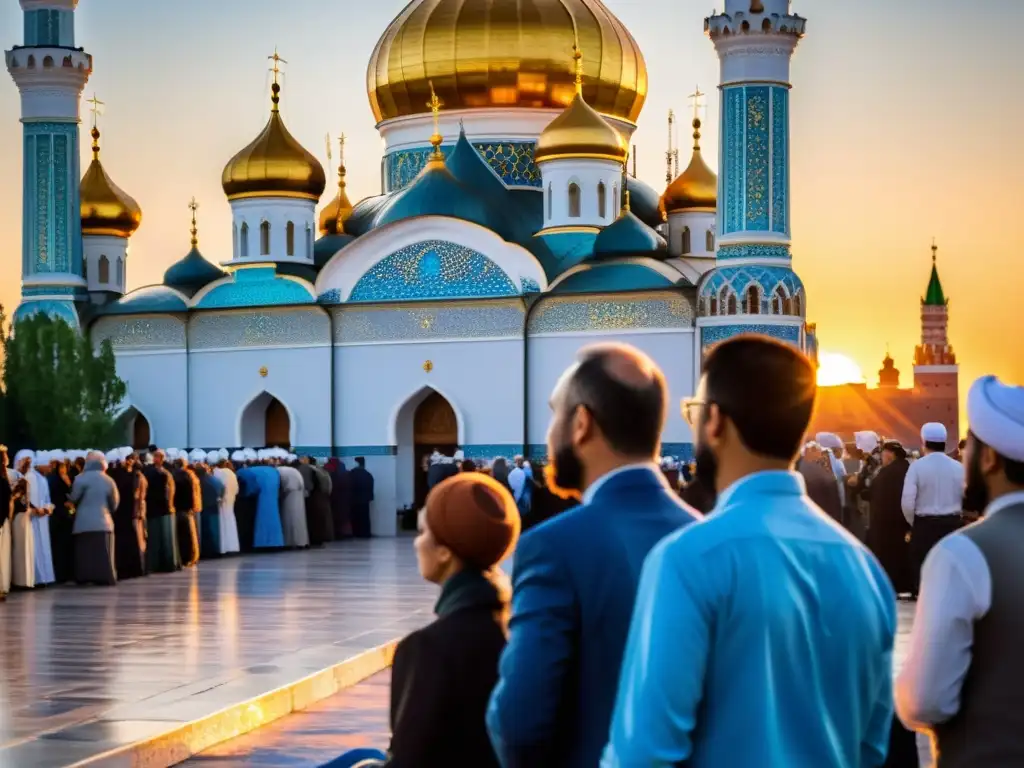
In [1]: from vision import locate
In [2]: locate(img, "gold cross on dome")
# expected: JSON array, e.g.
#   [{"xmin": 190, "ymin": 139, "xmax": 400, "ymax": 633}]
[
  {"xmin": 268, "ymin": 47, "xmax": 287, "ymax": 85},
  {"xmin": 427, "ymin": 82, "xmax": 443, "ymax": 154},
  {"xmin": 338, "ymin": 132, "xmax": 346, "ymax": 165},
  {"xmin": 87, "ymin": 94, "xmax": 104, "ymax": 128},
  {"xmin": 688, "ymin": 86, "xmax": 705, "ymax": 123}
]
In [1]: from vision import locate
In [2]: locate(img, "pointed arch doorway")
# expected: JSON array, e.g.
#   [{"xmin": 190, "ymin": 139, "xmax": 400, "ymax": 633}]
[
  {"xmin": 413, "ymin": 391, "xmax": 458, "ymax": 507},
  {"xmin": 240, "ymin": 392, "xmax": 291, "ymax": 447},
  {"xmin": 116, "ymin": 407, "xmax": 152, "ymax": 449}
]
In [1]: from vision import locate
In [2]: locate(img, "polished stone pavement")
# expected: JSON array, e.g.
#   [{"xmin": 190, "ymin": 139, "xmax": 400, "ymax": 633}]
[
  {"xmin": 0, "ymin": 540, "xmax": 436, "ymax": 767},
  {"xmin": 187, "ymin": 601, "xmax": 921, "ymax": 767}
]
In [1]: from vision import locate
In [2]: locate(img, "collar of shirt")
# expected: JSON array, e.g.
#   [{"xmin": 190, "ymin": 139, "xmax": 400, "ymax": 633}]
[
  {"xmin": 985, "ymin": 490, "xmax": 1024, "ymax": 518},
  {"xmin": 582, "ymin": 462, "xmax": 660, "ymax": 505},
  {"xmin": 713, "ymin": 469, "xmax": 807, "ymax": 513}
]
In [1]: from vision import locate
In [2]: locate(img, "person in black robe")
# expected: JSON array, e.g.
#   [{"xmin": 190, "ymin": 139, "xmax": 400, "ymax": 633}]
[
  {"xmin": 173, "ymin": 459, "xmax": 201, "ymax": 567},
  {"xmin": 143, "ymin": 452, "xmax": 180, "ymax": 573},
  {"xmin": 349, "ymin": 457, "xmax": 374, "ymax": 539},
  {"xmin": 796, "ymin": 443, "xmax": 843, "ymax": 522},
  {"xmin": 111, "ymin": 456, "xmax": 145, "ymax": 579},
  {"xmin": 301, "ymin": 457, "xmax": 334, "ymax": 546},
  {"xmin": 867, "ymin": 441, "xmax": 913, "ymax": 595},
  {"xmin": 325, "ymin": 458, "xmax": 352, "ymax": 540},
  {"xmin": 234, "ymin": 462, "xmax": 258, "ymax": 552},
  {"xmin": 47, "ymin": 457, "xmax": 75, "ymax": 584}
]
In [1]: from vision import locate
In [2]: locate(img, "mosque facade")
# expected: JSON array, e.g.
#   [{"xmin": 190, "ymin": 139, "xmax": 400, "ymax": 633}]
[{"xmin": 6, "ymin": 0, "xmax": 815, "ymax": 534}]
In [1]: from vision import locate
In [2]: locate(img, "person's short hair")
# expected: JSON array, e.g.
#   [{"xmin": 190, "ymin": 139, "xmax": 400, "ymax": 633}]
[
  {"xmin": 568, "ymin": 344, "xmax": 666, "ymax": 457},
  {"xmin": 702, "ymin": 335, "xmax": 816, "ymax": 461},
  {"xmin": 355, "ymin": 456, "xmax": 365, "ymax": 467},
  {"xmin": 925, "ymin": 441, "xmax": 946, "ymax": 453},
  {"xmin": 882, "ymin": 440, "xmax": 907, "ymax": 461}
]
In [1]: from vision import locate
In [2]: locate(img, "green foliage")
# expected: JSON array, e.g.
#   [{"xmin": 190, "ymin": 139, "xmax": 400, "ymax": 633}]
[{"xmin": 0, "ymin": 307, "xmax": 126, "ymax": 450}]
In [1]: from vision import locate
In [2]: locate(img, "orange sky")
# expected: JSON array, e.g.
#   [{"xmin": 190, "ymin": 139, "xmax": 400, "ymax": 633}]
[{"xmin": 1, "ymin": 0, "xmax": 1022, "ymax": 424}]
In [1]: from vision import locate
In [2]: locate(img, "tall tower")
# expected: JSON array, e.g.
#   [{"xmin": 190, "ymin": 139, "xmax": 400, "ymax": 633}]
[
  {"xmin": 696, "ymin": 1, "xmax": 809, "ymax": 352},
  {"xmin": 5, "ymin": 0, "xmax": 92, "ymax": 328},
  {"xmin": 914, "ymin": 242, "xmax": 957, "ymax": 381}
]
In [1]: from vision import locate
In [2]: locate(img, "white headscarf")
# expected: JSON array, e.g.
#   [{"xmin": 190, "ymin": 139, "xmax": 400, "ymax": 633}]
[
  {"xmin": 14, "ymin": 449, "xmax": 34, "ymax": 470},
  {"xmin": 854, "ymin": 431, "xmax": 880, "ymax": 455}
]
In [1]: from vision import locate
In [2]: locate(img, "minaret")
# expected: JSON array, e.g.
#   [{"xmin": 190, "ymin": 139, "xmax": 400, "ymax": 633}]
[
  {"xmin": 914, "ymin": 241, "xmax": 957, "ymax": 377},
  {"xmin": 5, "ymin": 0, "xmax": 92, "ymax": 328},
  {"xmin": 696, "ymin": 1, "xmax": 809, "ymax": 350}
]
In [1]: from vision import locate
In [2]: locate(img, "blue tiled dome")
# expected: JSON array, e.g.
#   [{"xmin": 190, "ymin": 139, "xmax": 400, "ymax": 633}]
[
  {"xmin": 313, "ymin": 233, "xmax": 355, "ymax": 269},
  {"xmin": 553, "ymin": 262, "xmax": 678, "ymax": 293},
  {"xmin": 625, "ymin": 175, "xmax": 666, "ymax": 230},
  {"xmin": 594, "ymin": 210, "xmax": 667, "ymax": 259},
  {"xmin": 102, "ymin": 285, "xmax": 189, "ymax": 315},
  {"xmin": 163, "ymin": 247, "xmax": 226, "ymax": 297}
]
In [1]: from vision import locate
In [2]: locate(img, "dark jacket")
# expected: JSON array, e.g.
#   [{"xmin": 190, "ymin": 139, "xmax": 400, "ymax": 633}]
[
  {"xmin": 487, "ymin": 466, "xmax": 700, "ymax": 768},
  {"xmin": 797, "ymin": 457, "xmax": 843, "ymax": 522},
  {"xmin": 350, "ymin": 466, "xmax": 374, "ymax": 506},
  {"xmin": 867, "ymin": 458, "xmax": 912, "ymax": 594},
  {"xmin": 143, "ymin": 464, "xmax": 175, "ymax": 517},
  {"xmin": 385, "ymin": 569, "xmax": 509, "ymax": 768}
]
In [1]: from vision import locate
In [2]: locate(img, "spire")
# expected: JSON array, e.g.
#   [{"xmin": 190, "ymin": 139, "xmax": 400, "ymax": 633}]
[
  {"xmin": 572, "ymin": 24, "xmax": 584, "ymax": 96},
  {"xmin": 188, "ymin": 197, "xmax": 199, "ymax": 248},
  {"xmin": 427, "ymin": 81, "xmax": 444, "ymax": 161},
  {"xmin": 268, "ymin": 47, "xmax": 287, "ymax": 113},
  {"xmin": 923, "ymin": 238, "xmax": 946, "ymax": 306},
  {"xmin": 688, "ymin": 85, "xmax": 705, "ymax": 151},
  {"xmin": 624, "ymin": 189, "xmax": 631, "ymax": 213},
  {"xmin": 87, "ymin": 93, "xmax": 104, "ymax": 160}
]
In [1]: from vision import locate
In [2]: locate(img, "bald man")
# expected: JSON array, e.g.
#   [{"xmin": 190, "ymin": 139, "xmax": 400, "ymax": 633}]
[{"xmin": 488, "ymin": 343, "xmax": 700, "ymax": 768}]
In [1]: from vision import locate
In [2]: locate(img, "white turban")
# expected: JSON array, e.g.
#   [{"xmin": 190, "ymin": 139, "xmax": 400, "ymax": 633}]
[
  {"xmin": 35, "ymin": 450, "xmax": 50, "ymax": 466},
  {"xmin": 430, "ymin": 451, "xmax": 443, "ymax": 465},
  {"xmin": 244, "ymin": 449, "xmax": 257, "ymax": 461},
  {"xmin": 190, "ymin": 449, "xmax": 207, "ymax": 463},
  {"xmin": 119, "ymin": 446, "xmax": 133, "ymax": 460},
  {"xmin": 968, "ymin": 375, "xmax": 1024, "ymax": 462},
  {"xmin": 229, "ymin": 450, "xmax": 243, "ymax": 462},
  {"xmin": 218, "ymin": 449, "xmax": 230, "ymax": 462},
  {"xmin": 921, "ymin": 422, "xmax": 947, "ymax": 444},
  {"xmin": 854, "ymin": 431, "xmax": 880, "ymax": 454},
  {"xmin": 453, "ymin": 450, "xmax": 465, "ymax": 462},
  {"xmin": 105, "ymin": 450, "xmax": 118, "ymax": 464},
  {"xmin": 815, "ymin": 433, "xmax": 843, "ymax": 451},
  {"xmin": 49, "ymin": 450, "xmax": 66, "ymax": 463}
]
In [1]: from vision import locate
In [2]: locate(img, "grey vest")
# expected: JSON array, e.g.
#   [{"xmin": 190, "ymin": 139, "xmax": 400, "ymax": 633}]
[{"xmin": 935, "ymin": 502, "xmax": 1024, "ymax": 767}]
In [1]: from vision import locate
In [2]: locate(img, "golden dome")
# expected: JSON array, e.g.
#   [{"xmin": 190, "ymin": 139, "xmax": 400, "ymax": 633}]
[
  {"xmin": 80, "ymin": 127, "xmax": 142, "ymax": 238},
  {"xmin": 222, "ymin": 81, "xmax": 327, "ymax": 202},
  {"xmin": 535, "ymin": 46, "xmax": 628, "ymax": 164},
  {"xmin": 662, "ymin": 117, "xmax": 717, "ymax": 213},
  {"xmin": 319, "ymin": 170, "xmax": 354, "ymax": 236},
  {"xmin": 367, "ymin": 0, "xmax": 648, "ymax": 125}
]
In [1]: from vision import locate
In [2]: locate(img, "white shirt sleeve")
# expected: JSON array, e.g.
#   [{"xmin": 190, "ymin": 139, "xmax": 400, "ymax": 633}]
[
  {"xmin": 507, "ymin": 468, "xmax": 525, "ymax": 502},
  {"xmin": 901, "ymin": 461, "xmax": 919, "ymax": 525},
  {"xmin": 895, "ymin": 534, "xmax": 990, "ymax": 731}
]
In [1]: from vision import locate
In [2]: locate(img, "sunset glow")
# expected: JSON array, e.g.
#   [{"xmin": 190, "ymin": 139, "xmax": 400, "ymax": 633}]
[{"xmin": 817, "ymin": 353, "xmax": 866, "ymax": 387}]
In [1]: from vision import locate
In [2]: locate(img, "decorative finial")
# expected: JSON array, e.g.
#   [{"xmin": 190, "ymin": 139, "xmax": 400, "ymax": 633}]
[
  {"xmin": 688, "ymin": 86, "xmax": 705, "ymax": 150},
  {"xmin": 188, "ymin": 197, "xmax": 199, "ymax": 248},
  {"xmin": 335, "ymin": 133, "xmax": 348, "ymax": 233},
  {"xmin": 427, "ymin": 81, "xmax": 443, "ymax": 158},
  {"xmin": 931, "ymin": 237, "xmax": 938, "ymax": 262},
  {"xmin": 268, "ymin": 47, "xmax": 287, "ymax": 112},
  {"xmin": 87, "ymin": 94, "xmax": 104, "ymax": 160},
  {"xmin": 572, "ymin": 29, "xmax": 584, "ymax": 96},
  {"xmin": 624, "ymin": 189, "xmax": 631, "ymax": 213}
]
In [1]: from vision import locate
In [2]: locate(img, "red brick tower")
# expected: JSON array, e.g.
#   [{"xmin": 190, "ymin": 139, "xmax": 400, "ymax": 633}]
[{"xmin": 912, "ymin": 241, "xmax": 959, "ymax": 439}]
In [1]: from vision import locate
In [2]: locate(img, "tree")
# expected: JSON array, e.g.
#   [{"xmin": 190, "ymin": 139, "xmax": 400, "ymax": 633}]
[{"xmin": 1, "ymin": 311, "xmax": 126, "ymax": 450}]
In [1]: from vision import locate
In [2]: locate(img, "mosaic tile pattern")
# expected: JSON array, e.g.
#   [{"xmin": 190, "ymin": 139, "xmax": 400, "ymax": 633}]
[
  {"xmin": 91, "ymin": 315, "xmax": 187, "ymax": 350},
  {"xmin": 385, "ymin": 141, "xmax": 541, "ymax": 192},
  {"xmin": 23, "ymin": 122, "xmax": 80, "ymax": 279},
  {"xmin": 521, "ymin": 277, "xmax": 541, "ymax": 294},
  {"xmin": 716, "ymin": 244, "xmax": 791, "ymax": 262},
  {"xmin": 331, "ymin": 301, "xmax": 524, "ymax": 344},
  {"xmin": 335, "ymin": 446, "xmax": 398, "ymax": 457},
  {"xmin": 349, "ymin": 241, "xmax": 519, "ymax": 303},
  {"xmin": 722, "ymin": 87, "xmax": 744, "ymax": 235},
  {"xmin": 698, "ymin": 265, "xmax": 805, "ymax": 316},
  {"xmin": 189, "ymin": 308, "xmax": 330, "ymax": 350},
  {"xmin": 771, "ymin": 86, "xmax": 789, "ymax": 235},
  {"xmin": 528, "ymin": 292, "xmax": 694, "ymax": 335},
  {"xmin": 22, "ymin": 285, "xmax": 79, "ymax": 297},
  {"xmin": 195, "ymin": 268, "xmax": 316, "ymax": 310},
  {"xmin": 0, "ymin": 541, "xmax": 437, "ymax": 767},
  {"xmin": 52, "ymin": 133, "xmax": 68, "ymax": 273},
  {"xmin": 700, "ymin": 322, "xmax": 802, "ymax": 351},
  {"xmin": 35, "ymin": 131, "xmax": 50, "ymax": 268},
  {"xmin": 745, "ymin": 86, "xmax": 770, "ymax": 230}
]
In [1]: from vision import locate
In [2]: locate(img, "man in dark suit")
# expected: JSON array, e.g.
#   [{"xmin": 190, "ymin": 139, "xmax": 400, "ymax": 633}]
[
  {"xmin": 349, "ymin": 457, "xmax": 375, "ymax": 539},
  {"xmin": 487, "ymin": 343, "xmax": 700, "ymax": 768}
]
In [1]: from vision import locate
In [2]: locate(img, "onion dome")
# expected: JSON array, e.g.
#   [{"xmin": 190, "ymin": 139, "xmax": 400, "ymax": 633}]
[
  {"xmin": 535, "ymin": 45, "xmax": 628, "ymax": 165},
  {"xmin": 593, "ymin": 193, "xmax": 667, "ymax": 259},
  {"xmin": 662, "ymin": 117, "xmax": 717, "ymax": 213},
  {"xmin": 162, "ymin": 200, "xmax": 226, "ymax": 297},
  {"xmin": 368, "ymin": 0, "xmax": 647, "ymax": 125},
  {"xmin": 319, "ymin": 136, "xmax": 354, "ymax": 236},
  {"xmin": 221, "ymin": 77, "xmax": 326, "ymax": 202},
  {"xmin": 923, "ymin": 242, "xmax": 947, "ymax": 306},
  {"xmin": 80, "ymin": 125, "xmax": 142, "ymax": 238}
]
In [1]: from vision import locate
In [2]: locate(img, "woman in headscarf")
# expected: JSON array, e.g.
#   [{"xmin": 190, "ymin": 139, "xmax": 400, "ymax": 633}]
[
  {"xmin": 306, "ymin": 457, "xmax": 335, "ymax": 547},
  {"xmin": 69, "ymin": 450, "xmax": 120, "ymax": 586},
  {"xmin": 867, "ymin": 440, "xmax": 913, "ymax": 595},
  {"xmin": 47, "ymin": 453, "xmax": 75, "ymax": 583},
  {"xmin": 214, "ymin": 452, "xmax": 240, "ymax": 555},
  {"xmin": 111, "ymin": 451, "xmax": 145, "ymax": 579},
  {"xmin": 490, "ymin": 457, "xmax": 511, "ymax": 491},
  {"xmin": 277, "ymin": 457, "xmax": 310, "ymax": 549},
  {"xmin": 796, "ymin": 442, "xmax": 843, "ymax": 522}
]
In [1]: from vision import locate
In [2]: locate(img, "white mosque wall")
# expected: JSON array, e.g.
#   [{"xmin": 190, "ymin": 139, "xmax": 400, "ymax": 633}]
[
  {"xmin": 226, "ymin": 197, "xmax": 316, "ymax": 265},
  {"xmin": 525, "ymin": 292, "xmax": 698, "ymax": 457},
  {"xmin": 539, "ymin": 158, "xmax": 625, "ymax": 230},
  {"xmin": 90, "ymin": 315, "xmax": 189, "ymax": 448}
]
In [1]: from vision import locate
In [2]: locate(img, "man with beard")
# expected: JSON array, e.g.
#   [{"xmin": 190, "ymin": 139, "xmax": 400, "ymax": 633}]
[
  {"xmin": 901, "ymin": 422, "xmax": 965, "ymax": 596},
  {"xmin": 487, "ymin": 343, "xmax": 699, "ymax": 768},
  {"xmin": 896, "ymin": 376, "xmax": 1024, "ymax": 767},
  {"xmin": 604, "ymin": 336, "xmax": 896, "ymax": 768}
]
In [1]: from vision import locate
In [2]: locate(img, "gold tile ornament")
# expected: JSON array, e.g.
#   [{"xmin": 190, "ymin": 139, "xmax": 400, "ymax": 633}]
[
  {"xmin": 259, "ymin": 366, "xmax": 269, "ymax": 377},
  {"xmin": 423, "ymin": 360, "xmax": 434, "ymax": 373}
]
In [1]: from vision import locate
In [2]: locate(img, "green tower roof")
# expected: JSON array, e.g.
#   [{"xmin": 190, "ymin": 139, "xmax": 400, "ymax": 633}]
[{"xmin": 923, "ymin": 242, "xmax": 946, "ymax": 306}]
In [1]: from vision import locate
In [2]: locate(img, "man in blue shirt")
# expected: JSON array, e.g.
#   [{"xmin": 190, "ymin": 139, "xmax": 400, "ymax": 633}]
[
  {"xmin": 603, "ymin": 335, "xmax": 897, "ymax": 768},
  {"xmin": 487, "ymin": 343, "xmax": 699, "ymax": 768}
]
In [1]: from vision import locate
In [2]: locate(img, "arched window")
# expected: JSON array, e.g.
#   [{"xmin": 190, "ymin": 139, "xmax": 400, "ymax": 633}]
[
  {"xmin": 719, "ymin": 286, "xmax": 735, "ymax": 316},
  {"xmin": 682, "ymin": 227, "xmax": 691, "ymax": 255},
  {"xmin": 771, "ymin": 286, "xmax": 786, "ymax": 314},
  {"xmin": 746, "ymin": 284, "xmax": 761, "ymax": 314},
  {"xmin": 115, "ymin": 256, "xmax": 123, "ymax": 285},
  {"xmin": 568, "ymin": 183, "xmax": 581, "ymax": 218},
  {"xmin": 305, "ymin": 225, "xmax": 312, "ymax": 260},
  {"xmin": 286, "ymin": 221, "xmax": 295, "ymax": 256},
  {"xmin": 792, "ymin": 293, "xmax": 802, "ymax": 316},
  {"xmin": 598, "ymin": 181, "xmax": 607, "ymax": 219},
  {"xmin": 613, "ymin": 183, "xmax": 618, "ymax": 210},
  {"xmin": 708, "ymin": 295, "xmax": 718, "ymax": 315},
  {"xmin": 706, "ymin": 229, "xmax": 715, "ymax": 252},
  {"xmin": 98, "ymin": 255, "xmax": 109, "ymax": 284},
  {"xmin": 727, "ymin": 291, "xmax": 738, "ymax": 315},
  {"xmin": 240, "ymin": 222, "xmax": 249, "ymax": 258},
  {"xmin": 547, "ymin": 183, "xmax": 553, "ymax": 220},
  {"xmin": 233, "ymin": 224, "xmax": 238, "ymax": 258},
  {"xmin": 82, "ymin": 258, "xmax": 88, "ymax": 281},
  {"xmin": 260, "ymin": 221, "xmax": 271, "ymax": 256}
]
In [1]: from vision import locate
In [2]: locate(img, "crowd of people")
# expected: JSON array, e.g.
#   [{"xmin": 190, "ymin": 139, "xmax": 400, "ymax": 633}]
[
  {"xmin": 326, "ymin": 336, "xmax": 1024, "ymax": 768},
  {"xmin": 0, "ymin": 446, "xmax": 376, "ymax": 597}
]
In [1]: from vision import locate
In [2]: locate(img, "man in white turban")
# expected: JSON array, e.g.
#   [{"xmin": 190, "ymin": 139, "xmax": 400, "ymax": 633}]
[
  {"xmin": 900, "ymin": 421, "xmax": 965, "ymax": 596},
  {"xmin": 23, "ymin": 450, "xmax": 55, "ymax": 586},
  {"xmin": 9, "ymin": 450, "xmax": 36, "ymax": 588},
  {"xmin": 214, "ymin": 449, "xmax": 240, "ymax": 555},
  {"xmin": 897, "ymin": 376, "xmax": 1024, "ymax": 764}
]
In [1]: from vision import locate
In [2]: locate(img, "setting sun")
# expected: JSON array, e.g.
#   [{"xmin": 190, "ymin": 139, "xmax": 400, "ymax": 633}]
[{"xmin": 817, "ymin": 352, "xmax": 866, "ymax": 387}]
